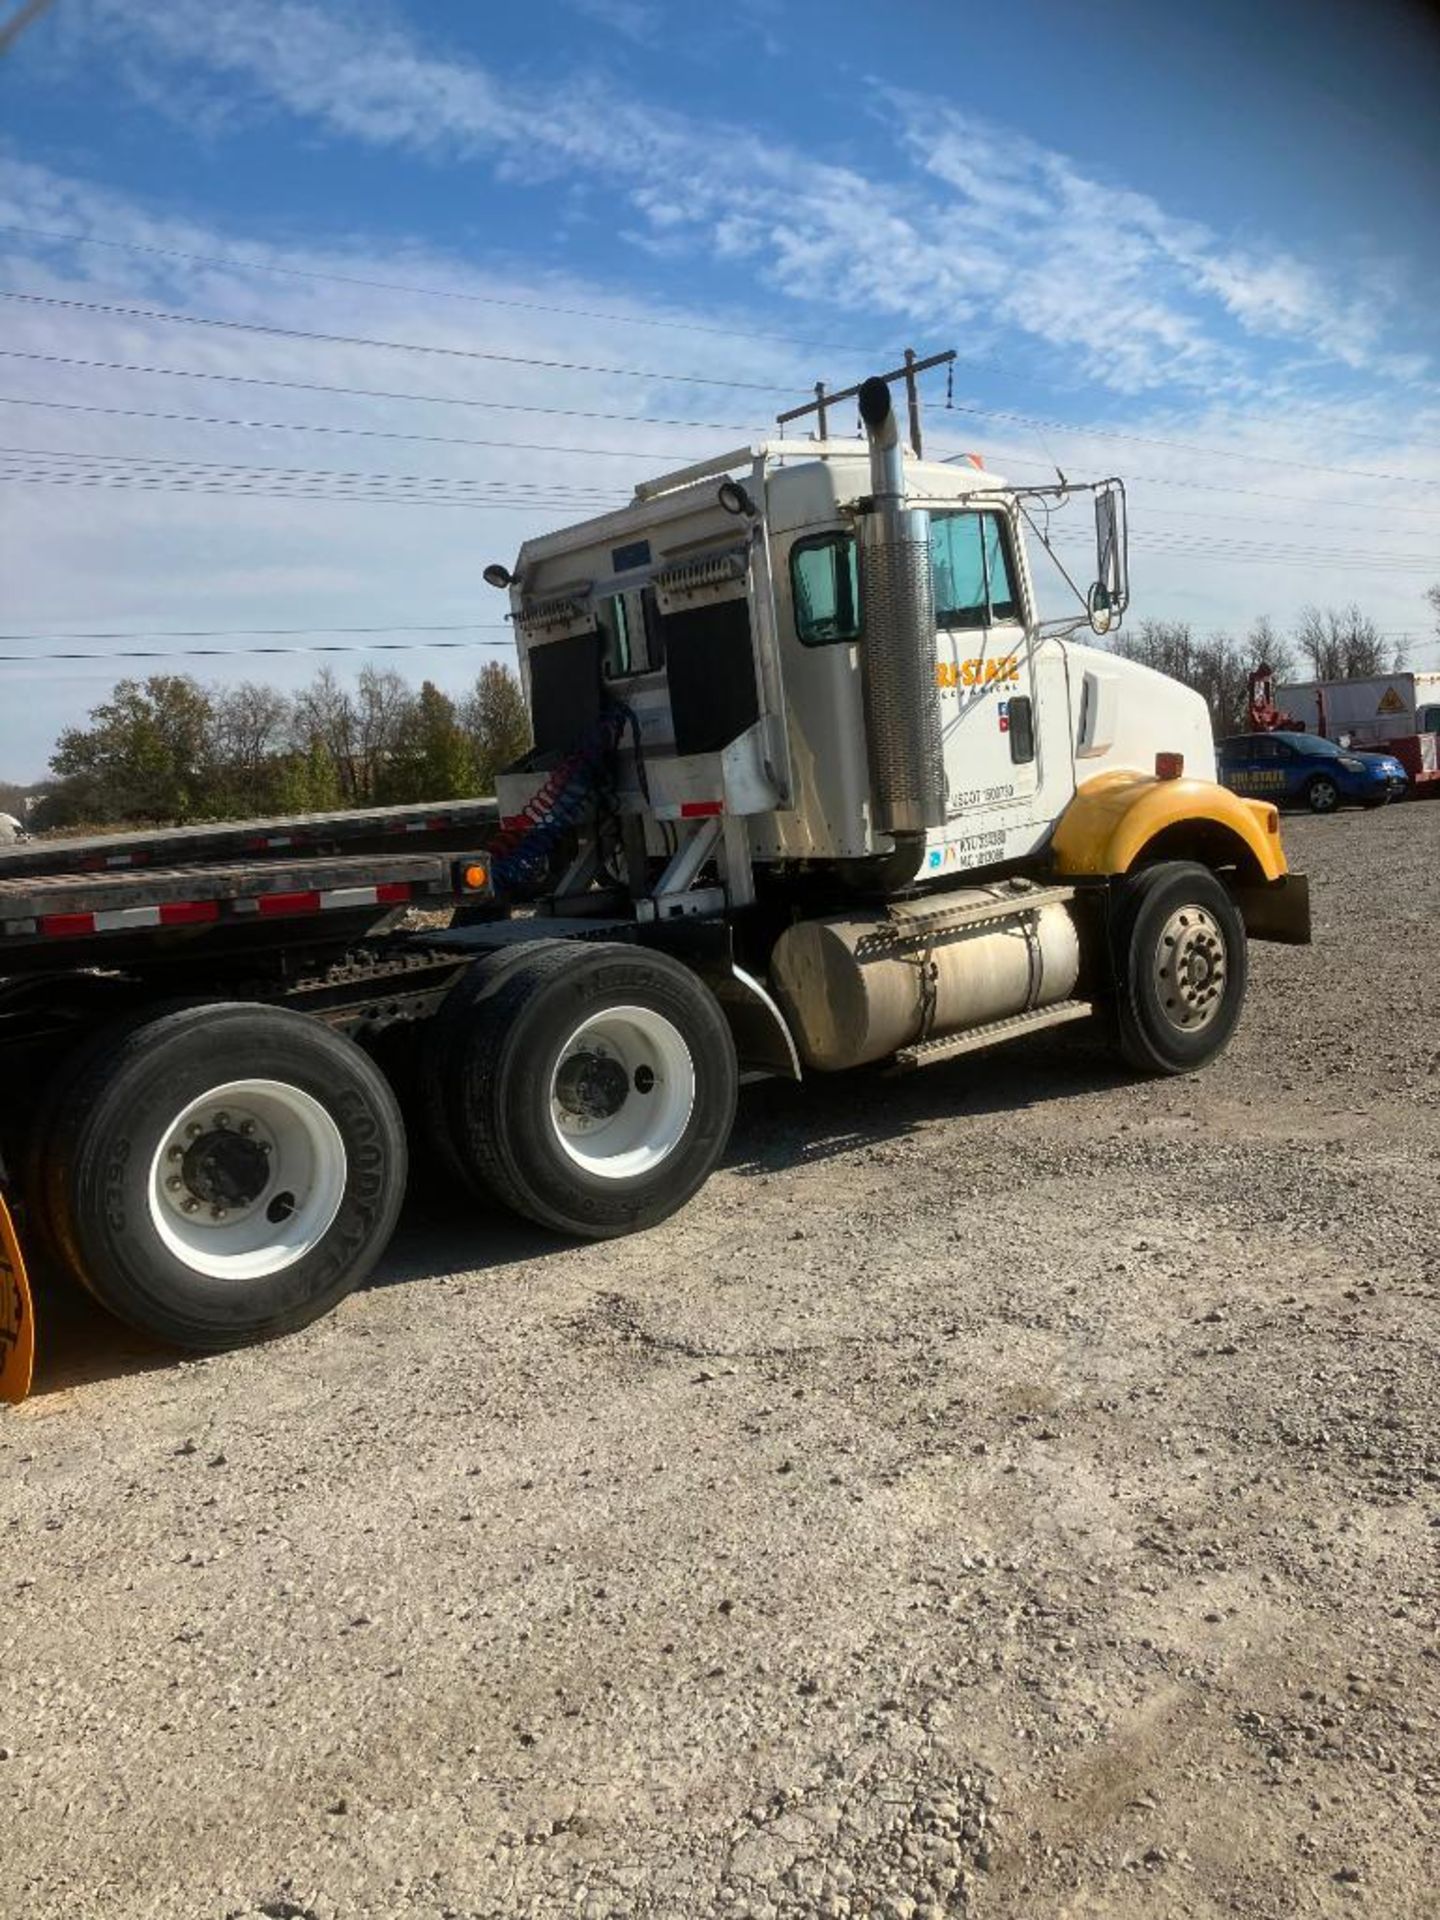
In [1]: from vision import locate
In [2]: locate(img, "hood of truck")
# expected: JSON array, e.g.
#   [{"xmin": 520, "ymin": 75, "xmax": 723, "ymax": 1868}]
[{"xmin": 1064, "ymin": 641, "xmax": 1218, "ymax": 785}]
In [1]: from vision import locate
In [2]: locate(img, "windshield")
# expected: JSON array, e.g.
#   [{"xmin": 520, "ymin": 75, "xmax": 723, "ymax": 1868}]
[{"xmin": 931, "ymin": 512, "xmax": 1021, "ymax": 629}]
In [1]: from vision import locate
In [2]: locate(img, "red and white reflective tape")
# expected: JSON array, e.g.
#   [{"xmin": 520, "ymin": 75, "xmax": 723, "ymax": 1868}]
[
  {"xmin": 4, "ymin": 879, "xmax": 413, "ymax": 942},
  {"xmin": 651, "ymin": 799, "xmax": 726, "ymax": 821},
  {"xmin": 33, "ymin": 899, "xmax": 221, "ymax": 939},
  {"xmin": 233, "ymin": 881, "xmax": 413, "ymax": 918}
]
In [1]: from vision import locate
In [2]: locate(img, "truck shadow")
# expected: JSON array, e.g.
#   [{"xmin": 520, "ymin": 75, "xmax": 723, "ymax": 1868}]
[
  {"xmin": 19, "ymin": 1033, "xmax": 1130, "ymax": 1400},
  {"xmin": 723, "ymin": 1032, "xmax": 1130, "ymax": 1175}
]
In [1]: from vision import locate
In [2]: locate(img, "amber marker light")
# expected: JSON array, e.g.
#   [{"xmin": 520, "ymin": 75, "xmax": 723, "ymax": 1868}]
[{"xmin": 461, "ymin": 861, "xmax": 490, "ymax": 891}]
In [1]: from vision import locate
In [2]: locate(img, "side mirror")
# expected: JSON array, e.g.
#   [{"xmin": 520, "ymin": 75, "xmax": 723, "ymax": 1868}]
[{"xmin": 1089, "ymin": 482, "xmax": 1128, "ymax": 635}]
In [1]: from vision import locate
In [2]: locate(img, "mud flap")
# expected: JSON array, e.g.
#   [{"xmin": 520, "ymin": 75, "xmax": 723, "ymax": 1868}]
[{"xmin": 0, "ymin": 1193, "xmax": 35, "ymax": 1405}]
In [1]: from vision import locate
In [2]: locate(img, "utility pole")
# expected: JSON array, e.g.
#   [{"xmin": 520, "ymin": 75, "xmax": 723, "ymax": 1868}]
[{"xmin": 777, "ymin": 347, "xmax": 956, "ymax": 457}]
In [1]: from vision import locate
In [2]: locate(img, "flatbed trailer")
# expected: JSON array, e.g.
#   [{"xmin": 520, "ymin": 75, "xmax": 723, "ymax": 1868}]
[
  {"xmin": 0, "ymin": 794, "xmax": 502, "ymax": 880},
  {"xmin": 0, "ymin": 366, "xmax": 1310, "ymax": 1408}
]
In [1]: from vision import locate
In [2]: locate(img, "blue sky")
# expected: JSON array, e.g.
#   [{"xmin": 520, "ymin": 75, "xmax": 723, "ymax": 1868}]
[{"xmin": 1, "ymin": 0, "xmax": 1437, "ymax": 777}]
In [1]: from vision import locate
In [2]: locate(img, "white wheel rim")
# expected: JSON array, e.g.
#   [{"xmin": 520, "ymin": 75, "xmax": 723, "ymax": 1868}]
[
  {"xmin": 148, "ymin": 1078, "xmax": 348, "ymax": 1281},
  {"xmin": 548, "ymin": 1005, "xmax": 695, "ymax": 1180}
]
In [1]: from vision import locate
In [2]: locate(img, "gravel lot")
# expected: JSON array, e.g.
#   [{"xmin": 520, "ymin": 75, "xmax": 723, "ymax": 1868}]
[{"xmin": 3, "ymin": 805, "xmax": 1437, "ymax": 1920}]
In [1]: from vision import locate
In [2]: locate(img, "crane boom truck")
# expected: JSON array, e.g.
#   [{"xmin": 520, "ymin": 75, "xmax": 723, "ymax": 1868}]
[{"xmin": 0, "ymin": 367, "xmax": 1309, "ymax": 1407}]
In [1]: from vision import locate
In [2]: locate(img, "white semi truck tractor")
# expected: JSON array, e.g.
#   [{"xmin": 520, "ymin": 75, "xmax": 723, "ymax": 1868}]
[
  {"xmin": 468, "ymin": 371, "xmax": 1309, "ymax": 1234},
  {"xmin": 0, "ymin": 368, "xmax": 1308, "ymax": 1402}
]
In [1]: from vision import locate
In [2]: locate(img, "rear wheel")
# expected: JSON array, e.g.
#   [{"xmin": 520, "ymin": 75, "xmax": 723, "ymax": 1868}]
[
  {"xmin": 426, "ymin": 942, "xmax": 737, "ymax": 1238},
  {"xmin": 1111, "ymin": 862, "xmax": 1248, "ymax": 1075},
  {"xmin": 41, "ymin": 1003, "xmax": 406, "ymax": 1349},
  {"xmin": 1306, "ymin": 774, "xmax": 1340, "ymax": 814}
]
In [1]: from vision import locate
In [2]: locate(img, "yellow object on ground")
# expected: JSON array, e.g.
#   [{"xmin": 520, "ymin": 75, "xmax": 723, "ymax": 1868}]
[
  {"xmin": 1050, "ymin": 771, "xmax": 1287, "ymax": 881},
  {"xmin": 1, "ymin": 1192, "xmax": 35, "ymax": 1405}
]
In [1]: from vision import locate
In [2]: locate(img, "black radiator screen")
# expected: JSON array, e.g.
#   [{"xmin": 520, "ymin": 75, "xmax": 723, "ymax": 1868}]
[
  {"xmin": 662, "ymin": 601, "xmax": 759, "ymax": 756},
  {"xmin": 528, "ymin": 630, "xmax": 603, "ymax": 756}
]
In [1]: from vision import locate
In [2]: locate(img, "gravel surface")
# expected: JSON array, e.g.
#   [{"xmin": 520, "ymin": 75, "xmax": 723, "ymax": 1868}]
[{"xmin": 3, "ymin": 806, "xmax": 1437, "ymax": 1919}]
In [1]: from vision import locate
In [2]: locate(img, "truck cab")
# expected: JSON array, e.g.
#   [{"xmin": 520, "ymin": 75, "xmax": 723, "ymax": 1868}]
[{"xmin": 497, "ymin": 420, "xmax": 1225, "ymax": 909}]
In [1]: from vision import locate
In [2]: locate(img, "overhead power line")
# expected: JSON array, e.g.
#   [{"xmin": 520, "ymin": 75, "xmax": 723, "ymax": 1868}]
[
  {"xmin": 0, "ymin": 635, "xmax": 516, "ymax": 664},
  {"xmin": 11, "ymin": 341, "xmax": 1436, "ymax": 506},
  {"xmin": 3, "ymin": 294, "xmax": 1430, "ymax": 490},
  {"xmin": 0, "ymin": 0, "xmax": 55, "ymax": 55},
  {"xmin": 975, "ymin": 443, "xmax": 1440, "ymax": 521},
  {"xmin": 0, "ymin": 287, "xmax": 803, "ymax": 393},
  {"xmin": 0, "ymin": 393, "xmax": 712, "ymax": 462},
  {"xmin": 4, "ymin": 467, "xmax": 1435, "ymax": 579},
  {"xmin": 0, "ymin": 620, "xmax": 507, "ymax": 642},
  {"xmin": 926, "ymin": 414, "xmax": 1440, "ymax": 489},
  {"xmin": 0, "ymin": 347, "xmax": 767, "ymax": 433},
  {"xmin": 0, "ymin": 472, "xmax": 622, "ymax": 512},
  {"xmin": 0, "ymin": 444, "xmax": 623, "ymax": 503},
  {"xmin": 0, "ymin": 221, "xmax": 887, "ymax": 359},
  {"xmin": 7, "ymin": 445, "xmax": 1439, "ymax": 565},
  {"xmin": 10, "ymin": 220, "xmax": 1433, "ymax": 441},
  {"xmin": 6, "ymin": 394, "xmax": 1439, "ymax": 535}
]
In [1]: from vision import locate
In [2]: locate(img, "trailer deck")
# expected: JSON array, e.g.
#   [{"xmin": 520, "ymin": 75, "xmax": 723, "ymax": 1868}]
[
  {"xmin": 0, "ymin": 851, "xmax": 454, "ymax": 952},
  {"xmin": 0, "ymin": 795, "xmax": 499, "ymax": 880},
  {"xmin": 0, "ymin": 797, "xmax": 500, "ymax": 968}
]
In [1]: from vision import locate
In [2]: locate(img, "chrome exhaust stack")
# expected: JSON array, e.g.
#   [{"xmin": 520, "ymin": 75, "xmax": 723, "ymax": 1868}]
[{"xmin": 856, "ymin": 377, "xmax": 945, "ymax": 836}]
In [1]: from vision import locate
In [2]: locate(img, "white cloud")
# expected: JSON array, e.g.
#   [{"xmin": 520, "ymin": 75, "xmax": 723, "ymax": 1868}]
[
  {"xmin": 565, "ymin": 0, "xmax": 665, "ymax": 44},
  {"xmin": 65, "ymin": 0, "xmax": 1436, "ymax": 404}
]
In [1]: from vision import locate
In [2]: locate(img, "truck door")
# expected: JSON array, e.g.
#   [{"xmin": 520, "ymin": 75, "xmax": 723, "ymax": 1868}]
[{"xmin": 929, "ymin": 509, "xmax": 1039, "ymax": 818}]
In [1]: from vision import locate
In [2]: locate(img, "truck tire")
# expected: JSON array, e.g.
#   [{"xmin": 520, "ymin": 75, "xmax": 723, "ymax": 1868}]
[
  {"xmin": 1111, "ymin": 862, "xmax": 1248, "ymax": 1075},
  {"xmin": 40, "ymin": 1003, "xmax": 406, "ymax": 1350},
  {"xmin": 1305, "ymin": 774, "xmax": 1340, "ymax": 814},
  {"xmin": 428, "ymin": 941, "xmax": 737, "ymax": 1238}
]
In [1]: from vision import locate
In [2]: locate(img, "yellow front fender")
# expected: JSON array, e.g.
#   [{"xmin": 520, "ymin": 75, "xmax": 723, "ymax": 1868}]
[
  {"xmin": 1050, "ymin": 770, "xmax": 1287, "ymax": 882},
  {"xmin": 1, "ymin": 1192, "xmax": 35, "ymax": 1406}
]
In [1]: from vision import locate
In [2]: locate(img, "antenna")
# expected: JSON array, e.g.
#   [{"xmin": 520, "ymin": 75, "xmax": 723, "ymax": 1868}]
[{"xmin": 775, "ymin": 346, "xmax": 957, "ymax": 458}]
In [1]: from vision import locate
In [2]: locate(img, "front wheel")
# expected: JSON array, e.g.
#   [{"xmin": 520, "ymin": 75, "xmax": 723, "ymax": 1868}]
[
  {"xmin": 1306, "ymin": 775, "xmax": 1340, "ymax": 814},
  {"xmin": 40, "ymin": 1004, "xmax": 407, "ymax": 1349},
  {"xmin": 1111, "ymin": 862, "xmax": 1248, "ymax": 1075},
  {"xmin": 425, "ymin": 942, "xmax": 737, "ymax": 1238}
]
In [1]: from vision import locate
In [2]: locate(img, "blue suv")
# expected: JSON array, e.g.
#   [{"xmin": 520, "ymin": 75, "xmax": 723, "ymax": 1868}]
[{"xmin": 1217, "ymin": 731, "xmax": 1408, "ymax": 813}]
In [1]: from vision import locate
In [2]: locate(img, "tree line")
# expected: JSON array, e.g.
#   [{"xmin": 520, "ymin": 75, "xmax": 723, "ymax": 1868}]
[
  {"xmin": 1105, "ymin": 602, "xmax": 1407, "ymax": 739},
  {"xmin": 27, "ymin": 662, "xmax": 531, "ymax": 830},
  {"xmin": 4, "ymin": 594, "xmax": 1431, "ymax": 833}
]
